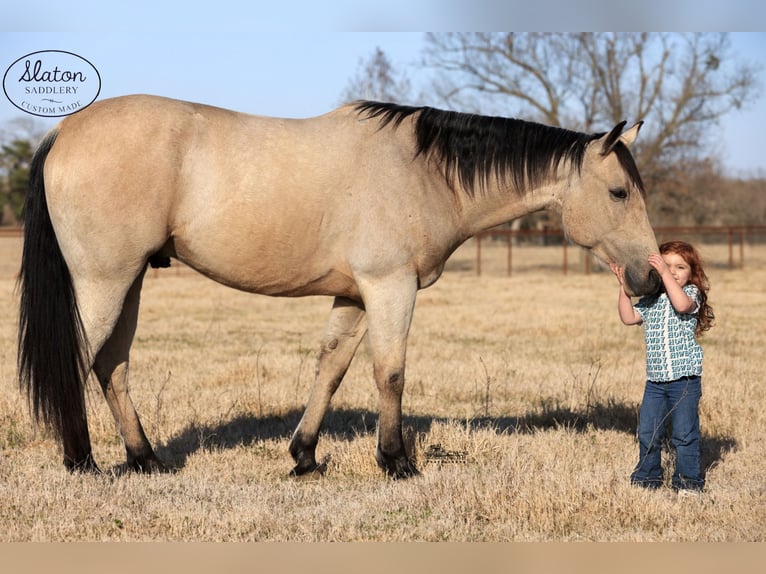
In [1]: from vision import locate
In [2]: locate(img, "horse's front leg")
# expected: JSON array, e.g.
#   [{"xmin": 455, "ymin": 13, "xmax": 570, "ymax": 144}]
[
  {"xmin": 360, "ymin": 272, "xmax": 419, "ymax": 479},
  {"xmin": 289, "ymin": 297, "xmax": 367, "ymax": 477}
]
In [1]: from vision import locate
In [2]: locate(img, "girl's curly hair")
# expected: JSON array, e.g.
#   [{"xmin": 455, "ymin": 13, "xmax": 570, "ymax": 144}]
[{"xmin": 660, "ymin": 241, "xmax": 715, "ymax": 336}]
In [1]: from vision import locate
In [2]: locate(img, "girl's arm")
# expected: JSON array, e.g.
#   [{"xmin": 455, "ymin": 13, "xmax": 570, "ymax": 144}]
[
  {"xmin": 609, "ymin": 263, "xmax": 643, "ymax": 325},
  {"xmin": 647, "ymin": 254, "xmax": 697, "ymax": 314}
]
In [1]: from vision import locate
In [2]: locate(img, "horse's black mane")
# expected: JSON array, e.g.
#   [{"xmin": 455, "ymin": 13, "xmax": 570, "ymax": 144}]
[{"xmin": 355, "ymin": 101, "xmax": 644, "ymax": 197}]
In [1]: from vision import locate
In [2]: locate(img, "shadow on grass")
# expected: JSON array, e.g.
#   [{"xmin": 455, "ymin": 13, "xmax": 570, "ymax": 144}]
[{"xmin": 155, "ymin": 401, "xmax": 736, "ymax": 479}]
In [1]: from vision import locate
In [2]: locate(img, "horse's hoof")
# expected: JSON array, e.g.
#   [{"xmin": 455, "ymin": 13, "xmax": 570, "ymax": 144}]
[
  {"xmin": 378, "ymin": 452, "xmax": 420, "ymax": 479},
  {"xmin": 64, "ymin": 454, "xmax": 101, "ymax": 475},
  {"xmin": 388, "ymin": 461, "xmax": 420, "ymax": 480},
  {"xmin": 130, "ymin": 456, "xmax": 172, "ymax": 474},
  {"xmin": 289, "ymin": 458, "xmax": 328, "ymax": 480}
]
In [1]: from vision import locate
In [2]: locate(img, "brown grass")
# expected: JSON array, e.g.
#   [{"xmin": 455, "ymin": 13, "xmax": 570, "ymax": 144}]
[{"xmin": 1, "ymin": 236, "xmax": 765, "ymax": 541}]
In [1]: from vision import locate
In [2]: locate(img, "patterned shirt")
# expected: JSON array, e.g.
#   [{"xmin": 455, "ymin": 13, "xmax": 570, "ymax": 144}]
[{"xmin": 634, "ymin": 284, "xmax": 703, "ymax": 382}]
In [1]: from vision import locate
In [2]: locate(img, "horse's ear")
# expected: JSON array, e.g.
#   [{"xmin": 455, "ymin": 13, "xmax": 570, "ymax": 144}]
[
  {"xmin": 599, "ymin": 121, "xmax": 628, "ymax": 155},
  {"xmin": 618, "ymin": 121, "xmax": 643, "ymax": 148},
  {"xmin": 599, "ymin": 121, "xmax": 643, "ymax": 155}
]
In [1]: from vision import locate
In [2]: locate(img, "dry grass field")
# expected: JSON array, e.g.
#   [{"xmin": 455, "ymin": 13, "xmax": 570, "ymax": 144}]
[{"xmin": 1, "ymin": 234, "xmax": 765, "ymax": 541}]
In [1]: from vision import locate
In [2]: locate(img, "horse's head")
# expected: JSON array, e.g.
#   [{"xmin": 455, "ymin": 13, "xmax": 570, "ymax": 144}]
[{"xmin": 559, "ymin": 121, "xmax": 661, "ymax": 297}]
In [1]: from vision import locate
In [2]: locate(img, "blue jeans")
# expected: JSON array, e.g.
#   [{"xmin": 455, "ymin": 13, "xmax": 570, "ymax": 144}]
[{"xmin": 631, "ymin": 376, "xmax": 705, "ymax": 491}]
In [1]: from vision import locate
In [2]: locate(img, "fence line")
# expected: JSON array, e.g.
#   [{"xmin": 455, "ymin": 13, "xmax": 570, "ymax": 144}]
[
  {"xmin": 2, "ymin": 225, "xmax": 765, "ymax": 279},
  {"xmin": 474, "ymin": 225, "xmax": 766, "ymax": 276}
]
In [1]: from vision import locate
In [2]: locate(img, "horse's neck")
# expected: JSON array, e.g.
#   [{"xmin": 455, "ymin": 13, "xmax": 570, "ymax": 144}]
[{"xmin": 455, "ymin": 180, "xmax": 561, "ymax": 237}]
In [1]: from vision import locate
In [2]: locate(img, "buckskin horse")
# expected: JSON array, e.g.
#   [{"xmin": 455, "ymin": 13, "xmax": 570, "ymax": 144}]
[{"xmin": 18, "ymin": 95, "xmax": 660, "ymax": 478}]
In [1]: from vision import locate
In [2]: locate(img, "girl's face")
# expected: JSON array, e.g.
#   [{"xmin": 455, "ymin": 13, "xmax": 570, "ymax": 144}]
[{"xmin": 662, "ymin": 252, "xmax": 692, "ymax": 287}]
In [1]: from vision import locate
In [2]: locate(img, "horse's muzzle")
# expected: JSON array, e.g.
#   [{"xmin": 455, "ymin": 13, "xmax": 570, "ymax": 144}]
[{"xmin": 624, "ymin": 266, "xmax": 662, "ymax": 298}]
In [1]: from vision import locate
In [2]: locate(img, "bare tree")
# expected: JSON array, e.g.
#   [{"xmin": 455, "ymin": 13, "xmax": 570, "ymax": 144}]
[
  {"xmin": 340, "ymin": 46, "xmax": 412, "ymax": 104},
  {"xmin": 421, "ymin": 33, "xmax": 760, "ymax": 192}
]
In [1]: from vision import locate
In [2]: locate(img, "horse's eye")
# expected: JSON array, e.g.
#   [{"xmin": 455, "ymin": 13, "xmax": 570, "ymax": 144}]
[{"xmin": 610, "ymin": 188, "xmax": 628, "ymax": 201}]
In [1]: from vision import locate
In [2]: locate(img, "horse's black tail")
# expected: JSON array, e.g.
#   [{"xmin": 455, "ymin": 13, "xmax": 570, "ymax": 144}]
[{"xmin": 17, "ymin": 129, "xmax": 92, "ymax": 468}]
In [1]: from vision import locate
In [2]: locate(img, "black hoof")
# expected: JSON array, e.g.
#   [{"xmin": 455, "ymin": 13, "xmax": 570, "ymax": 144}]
[
  {"xmin": 377, "ymin": 451, "xmax": 420, "ymax": 479},
  {"xmin": 289, "ymin": 457, "xmax": 328, "ymax": 480},
  {"xmin": 64, "ymin": 453, "xmax": 101, "ymax": 474},
  {"xmin": 289, "ymin": 442, "xmax": 319, "ymax": 475},
  {"xmin": 388, "ymin": 461, "xmax": 420, "ymax": 480},
  {"xmin": 130, "ymin": 455, "xmax": 172, "ymax": 474}
]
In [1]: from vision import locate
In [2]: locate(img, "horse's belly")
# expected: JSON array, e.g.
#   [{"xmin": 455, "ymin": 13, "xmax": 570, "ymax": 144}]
[
  {"xmin": 174, "ymin": 248, "xmax": 360, "ymax": 299},
  {"xmin": 255, "ymin": 268, "xmax": 360, "ymax": 299}
]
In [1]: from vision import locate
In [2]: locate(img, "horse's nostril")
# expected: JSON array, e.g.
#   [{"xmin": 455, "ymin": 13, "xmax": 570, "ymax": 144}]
[{"xmin": 648, "ymin": 268, "xmax": 661, "ymax": 291}]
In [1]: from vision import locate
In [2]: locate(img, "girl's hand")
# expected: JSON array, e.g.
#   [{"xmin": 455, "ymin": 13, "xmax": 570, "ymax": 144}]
[
  {"xmin": 611, "ymin": 262, "xmax": 643, "ymax": 325},
  {"xmin": 648, "ymin": 253, "xmax": 670, "ymax": 277},
  {"xmin": 609, "ymin": 262, "xmax": 626, "ymax": 287},
  {"xmin": 648, "ymin": 252, "xmax": 695, "ymax": 313}
]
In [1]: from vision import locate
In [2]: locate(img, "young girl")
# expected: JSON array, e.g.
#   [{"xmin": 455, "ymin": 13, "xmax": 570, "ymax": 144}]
[{"xmin": 610, "ymin": 241, "xmax": 714, "ymax": 494}]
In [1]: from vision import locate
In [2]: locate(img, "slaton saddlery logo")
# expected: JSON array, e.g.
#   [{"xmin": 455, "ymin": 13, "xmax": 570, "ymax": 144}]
[{"xmin": 3, "ymin": 50, "xmax": 101, "ymax": 118}]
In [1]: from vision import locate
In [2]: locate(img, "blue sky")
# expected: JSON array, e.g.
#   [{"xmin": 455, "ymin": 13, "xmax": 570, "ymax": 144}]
[{"xmin": 2, "ymin": 4, "xmax": 766, "ymax": 177}]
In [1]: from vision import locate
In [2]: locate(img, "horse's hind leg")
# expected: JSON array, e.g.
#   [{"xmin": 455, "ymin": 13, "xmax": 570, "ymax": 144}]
[
  {"xmin": 289, "ymin": 297, "xmax": 367, "ymax": 477},
  {"xmin": 62, "ymin": 266, "xmax": 147, "ymax": 471},
  {"xmin": 92, "ymin": 269, "xmax": 164, "ymax": 473}
]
